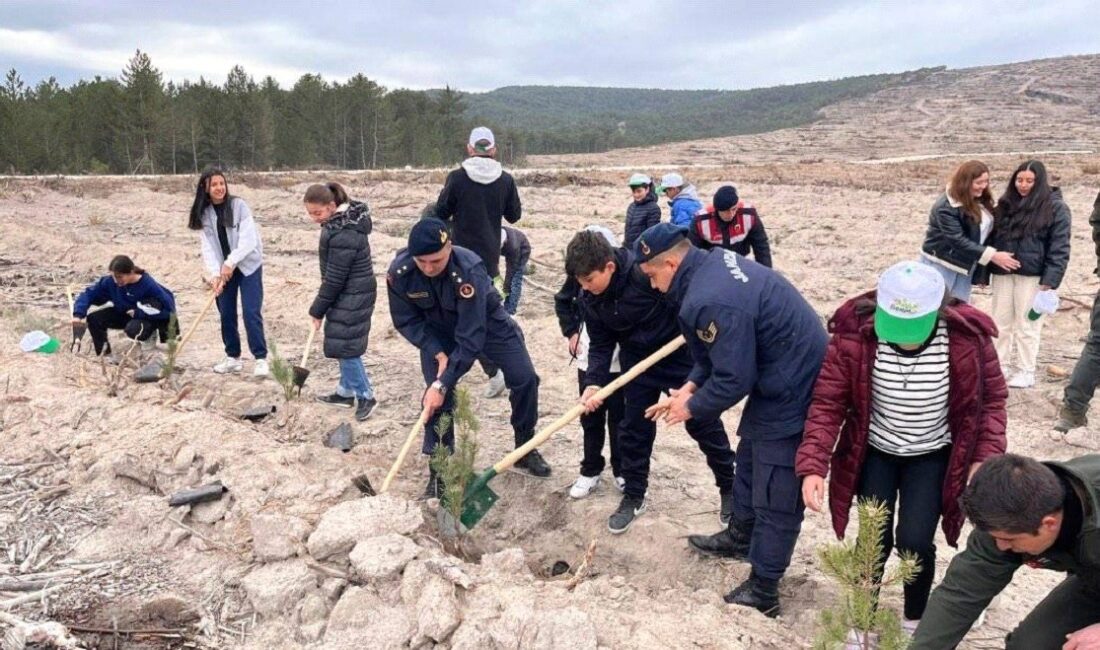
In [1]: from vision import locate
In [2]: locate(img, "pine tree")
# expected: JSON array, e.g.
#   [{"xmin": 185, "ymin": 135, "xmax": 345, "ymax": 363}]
[
  {"xmin": 119, "ymin": 50, "xmax": 165, "ymax": 174},
  {"xmin": 430, "ymin": 386, "xmax": 480, "ymax": 536}
]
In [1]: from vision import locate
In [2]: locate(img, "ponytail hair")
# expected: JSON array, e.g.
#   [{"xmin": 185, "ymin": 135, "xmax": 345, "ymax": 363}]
[
  {"xmin": 108, "ymin": 255, "xmax": 144, "ymax": 275},
  {"xmin": 304, "ymin": 182, "xmax": 350, "ymax": 206}
]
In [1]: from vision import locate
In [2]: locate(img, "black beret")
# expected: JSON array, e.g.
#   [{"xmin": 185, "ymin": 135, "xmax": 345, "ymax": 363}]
[
  {"xmin": 408, "ymin": 218, "xmax": 451, "ymax": 256},
  {"xmin": 634, "ymin": 223, "xmax": 689, "ymax": 262}
]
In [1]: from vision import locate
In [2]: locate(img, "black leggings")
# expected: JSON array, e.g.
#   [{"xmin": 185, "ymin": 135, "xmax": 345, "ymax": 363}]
[
  {"xmin": 86, "ymin": 308, "xmax": 169, "ymax": 355},
  {"xmin": 857, "ymin": 445, "xmax": 950, "ymax": 621},
  {"xmin": 578, "ymin": 369, "xmax": 624, "ymax": 477}
]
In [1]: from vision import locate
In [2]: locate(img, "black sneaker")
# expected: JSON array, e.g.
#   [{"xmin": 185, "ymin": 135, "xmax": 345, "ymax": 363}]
[
  {"xmin": 423, "ymin": 468, "xmax": 445, "ymax": 500},
  {"xmin": 608, "ymin": 495, "xmax": 646, "ymax": 534},
  {"xmin": 355, "ymin": 398, "xmax": 377, "ymax": 421},
  {"xmin": 724, "ymin": 572, "xmax": 780, "ymax": 618},
  {"xmin": 317, "ymin": 393, "xmax": 354, "ymax": 408},
  {"xmin": 719, "ymin": 492, "xmax": 734, "ymax": 527},
  {"xmin": 514, "ymin": 449, "xmax": 551, "ymax": 477},
  {"xmin": 688, "ymin": 523, "xmax": 751, "ymax": 560}
]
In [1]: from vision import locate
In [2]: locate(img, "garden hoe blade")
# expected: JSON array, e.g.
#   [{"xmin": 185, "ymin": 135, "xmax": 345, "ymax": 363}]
[{"xmin": 293, "ymin": 325, "xmax": 319, "ymax": 395}]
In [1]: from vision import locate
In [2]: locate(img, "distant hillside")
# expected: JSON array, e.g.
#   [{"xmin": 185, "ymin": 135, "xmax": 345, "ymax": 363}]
[{"xmin": 460, "ymin": 68, "xmax": 944, "ymax": 156}]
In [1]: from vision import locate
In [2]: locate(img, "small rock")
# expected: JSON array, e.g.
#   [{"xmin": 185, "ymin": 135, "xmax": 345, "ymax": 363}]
[
  {"xmin": 307, "ymin": 495, "xmax": 423, "ymax": 560},
  {"xmin": 112, "ymin": 454, "xmax": 157, "ymax": 490},
  {"xmin": 190, "ymin": 495, "xmax": 232, "ymax": 525},
  {"xmin": 349, "ymin": 534, "xmax": 421, "ymax": 580},
  {"xmin": 241, "ymin": 560, "xmax": 319, "ymax": 619},
  {"xmin": 320, "ymin": 577, "xmax": 347, "ymax": 603},
  {"xmin": 324, "ymin": 423, "xmax": 355, "ymax": 452},
  {"xmin": 521, "ymin": 607, "xmax": 598, "ymax": 650},
  {"xmin": 480, "ymin": 548, "xmax": 529, "ymax": 576},
  {"xmin": 296, "ymin": 591, "xmax": 328, "ymax": 643},
  {"xmin": 326, "ymin": 586, "xmax": 414, "ymax": 647},
  {"xmin": 133, "ymin": 359, "xmax": 165, "ymax": 383},
  {"xmin": 411, "ymin": 576, "xmax": 462, "ymax": 647},
  {"xmin": 162, "ymin": 528, "xmax": 190, "ymax": 550},
  {"xmin": 240, "ymin": 404, "xmax": 276, "ymax": 422},
  {"xmin": 171, "ymin": 445, "xmax": 196, "ymax": 472},
  {"xmin": 251, "ymin": 513, "xmax": 312, "ymax": 562}
]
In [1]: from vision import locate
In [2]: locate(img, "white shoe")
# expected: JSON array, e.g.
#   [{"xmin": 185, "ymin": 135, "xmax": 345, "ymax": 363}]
[
  {"xmin": 484, "ymin": 370, "xmax": 506, "ymax": 398},
  {"xmin": 213, "ymin": 357, "xmax": 243, "ymax": 374},
  {"xmin": 569, "ymin": 474, "xmax": 601, "ymax": 499},
  {"xmin": 253, "ymin": 359, "xmax": 270, "ymax": 378},
  {"xmin": 1008, "ymin": 371, "xmax": 1035, "ymax": 389},
  {"xmin": 614, "ymin": 475, "xmax": 626, "ymax": 492}
]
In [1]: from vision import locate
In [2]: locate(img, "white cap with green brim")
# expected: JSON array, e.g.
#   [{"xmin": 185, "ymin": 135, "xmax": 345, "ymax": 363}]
[
  {"xmin": 628, "ymin": 173, "xmax": 651, "ymax": 187},
  {"xmin": 874, "ymin": 261, "xmax": 946, "ymax": 345}
]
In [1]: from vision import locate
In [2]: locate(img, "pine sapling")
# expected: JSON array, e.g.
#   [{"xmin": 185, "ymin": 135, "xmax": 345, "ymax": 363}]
[
  {"xmin": 430, "ymin": 386, "xmax": 480, "ymax": 531},
  {"xmin": 267, "ymin": 342, "xmax": 297, "ymax": 402},
  {"xmin": 160, "ymin": 314, "xmax": 180, "ymax": 379}
]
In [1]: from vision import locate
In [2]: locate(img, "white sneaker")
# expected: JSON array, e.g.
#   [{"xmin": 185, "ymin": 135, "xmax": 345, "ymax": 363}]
[
  {"xmin": 614, "ymin": 475, "xmax": 626, "ymax": 492},
  {"xmin": 213, "ymin": 357, "xmax": 243, "ymax": 374},
  {"xmin": 1008, "ymin": 371, "xmax": 1035, "ymax": 389},
  {"xmin": 484, "ymin": 370, "xmax": 506, "ymax": 398},
  {"xmin": 569, "ymin": 474, "xmax": 601, "ymax": 499},
  {"xmin": 253, "ymin": 359, "xmax": 270, "ymax": 378}
]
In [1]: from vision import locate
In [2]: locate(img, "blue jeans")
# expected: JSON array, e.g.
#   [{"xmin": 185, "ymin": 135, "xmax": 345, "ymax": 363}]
[
  {"xmin": 503, "ymin": 268, "xmax": 524, "ymax": 315},
  {"xmin": 336, "ymin": 357, "xmax": 374, "ymax": 401},
  {"xmin": 216, "ymin": 267, "xmax": 268, "ymax": 359},
  {"xmin": 920, "ymin": 257, "xmax": 972, "ymax": 303}
]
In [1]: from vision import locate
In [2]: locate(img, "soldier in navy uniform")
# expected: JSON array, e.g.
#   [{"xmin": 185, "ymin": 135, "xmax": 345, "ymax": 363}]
[
  {"xmin": 634, "ymin": 223, "xmax": 827, "ymax": 617},
  {"xmin": 387, "ymin": 218, "xmax": 550, "ymax": 497}
]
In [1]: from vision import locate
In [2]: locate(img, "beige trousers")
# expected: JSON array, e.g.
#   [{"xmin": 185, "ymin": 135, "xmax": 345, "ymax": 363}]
[{"xmin": 991, "ymin": 274, "xmax": 1044, "ymax": 373}]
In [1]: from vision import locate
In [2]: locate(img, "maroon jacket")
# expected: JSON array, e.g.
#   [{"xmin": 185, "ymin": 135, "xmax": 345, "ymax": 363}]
[{"xmin": 794, "ymin": 291, "xmax": 1007, "ymax": 547}]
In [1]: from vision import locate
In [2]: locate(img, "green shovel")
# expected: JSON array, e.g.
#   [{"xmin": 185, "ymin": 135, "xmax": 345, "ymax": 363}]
[{"xmin": 459, "ymin": 334, "xmax": 687, "ymax": 529}]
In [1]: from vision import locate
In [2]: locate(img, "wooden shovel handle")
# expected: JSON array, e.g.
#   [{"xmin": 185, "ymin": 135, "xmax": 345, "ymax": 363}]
[
  {"xmin": 381, "ymin": 406, "xmax": 432, "ymax": 493},
  {"xmin": 491, "ymin": 334, "xmax": 687, "ymax": 474},
  {"xmin": 175, "ymin": 292, "xmax": 218, "ymax": 358},
  {"xmin": 300, "ymin": 324, "xmax": 318, "ymax": 367},
  {"xmin": 65, "ymin": 285, "xmax": 75, "ymax": 315}
]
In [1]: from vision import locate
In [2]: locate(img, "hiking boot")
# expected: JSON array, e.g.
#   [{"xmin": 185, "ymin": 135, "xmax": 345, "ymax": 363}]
[
  {"xmin": 1054, "ymin": 406, "xmax": 1087, "ymax": 433},
  {"xmin": 423, "ymin": 468, "xmax": 445, "ymax": 500},
  {"xmin": 608, "ymin": 495, "xmax": 646, "ymax": 534},
  {"xmin": 355, "ymin": 397, "xmax": 377, "ymax": 421},
  {"xmin": 569, "ymin": 474, "xmax": 601, "ymax": 499},
  {"xmin": 213, "ymin": 357, "xmax": 243, "ymax": 374},
  {"xmin": 688, "ymin": 523, "xmax": 751, "ymax": 560},
  {"xmin": 514, "ymin": 449, "xmax": 551, "ymax": 477},
  {"xmin": 253, "ymin": 359, "xmax": 270, "ymax": 378},
  {"xmin": 719, "ymin": 492, "xmax": 734, "ymax": 527},
  {"xmin": 317, "ymin": 393, "xmax": 355, "ymax": 408},
  {"xmin": 1007, "ymin": 371, "xmax": 1035, "ymax": 389},
  {"xmin": 484, "ymin": 370, "xmax": 506, "ymax": 398},
  {"xmin": 724, "ymin": 572, "xmax": 780, "ymax": 618}
]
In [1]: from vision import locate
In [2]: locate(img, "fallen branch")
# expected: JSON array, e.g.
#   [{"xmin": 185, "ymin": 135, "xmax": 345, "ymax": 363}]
[
  {"xmin": 566, "ymin": 539, "xmax": 598, "ymax": 590},
  {"xmin": 66, "ymin": 623, "xmax": 189, "ymax": 636}
]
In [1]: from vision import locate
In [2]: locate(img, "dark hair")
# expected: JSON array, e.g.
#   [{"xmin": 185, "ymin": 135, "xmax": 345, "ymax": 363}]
[
  {"xmin": 108, "ymin": 255, "xmax": 144, "ymax": 275},
  {"xmin": 303, "ymin": 182, "xmax": 350, "ymax": 206},
  {"xmin": 962, "ymin": 454, "xmax": 1065, "ymax": 534},
  {"xmin": 947, "ymin": 160, "xmax": 995, "ymax": 224},
  {"xmin": 188, "ymin": 166, "xmax": 233, "ymax": 231},
  {"xmin": 420, "ymin": 202, "xmax": 438, "ymax": 220},
  {"xmin": 565, "ymin": 230, "xmax": 615, "ymax": 278},
  {"xmin": 992, "ymin": 160, "xmax": 1055, "ymax": 240}
]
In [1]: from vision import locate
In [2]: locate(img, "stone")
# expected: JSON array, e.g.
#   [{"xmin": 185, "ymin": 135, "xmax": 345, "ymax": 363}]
[
  {"xmin": 320, "ymin": 577, "xmax": 347, "ymax": 603},
  {"xmin": 251, "ymin": 513, "xmax": 312, "ymax": 562},
  {"xmin": 480, "ymin": 548, "xmax": 529, "ymax": 577},
  {"xmin": 241, "ymin": 560, "xmax": 319, "ymax": 619},
  {"xmin": 349, "ymin": 534, "xmax": 421, "ymax": 580},
  {"xmin": 171, "ymin": 445, "xmax": 196, "ymax": 472},
  {"xmin": 139, "ymin": 594, "xmax": 199, "ymax": 625},
  {"xmin": 411, "ymin": 575, "xmax": 462, "ymax": 647},
  {"xmin": 325, "ymin": 586, "xmax": 414, "ymax": 649},
  {"xmin": 295, "ymin": 592, "xmax": 329, "ymax": 643},
  {"xmin": 240, "ymin": 404, "xmax": 276, "ymax": 422},
  {"xmin": 133, "ymin": 359, "xmax": 165, "ymax": 383},
  {"xmin": 323, "ymin": 423, "xmax": 355, "ymax": 452},
  {"xmin": 190, "ymin": 494, "xmax": 232, "ymax": 524},
  {"xmin": 307, "ymin": 495, "xmax": 423, "ymax": 560},
  {"xmin": 162, "ymin": 527, "xmax": 190, "ymax": 550},
  {"xmin": 521, "ymin": 607, "xmax": 598, "ymax": 650}
]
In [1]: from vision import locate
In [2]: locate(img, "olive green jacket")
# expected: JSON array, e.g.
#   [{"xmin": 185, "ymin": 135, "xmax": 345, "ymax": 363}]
[{"xmin": 910, "ymin": 455, "xmax": 1100, "ymax": 650}]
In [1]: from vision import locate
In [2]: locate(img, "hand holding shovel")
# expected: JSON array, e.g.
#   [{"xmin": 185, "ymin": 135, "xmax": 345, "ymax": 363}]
[{"xmin": 292, "ymin": 322, "xmax": 319, "ymax": 395}]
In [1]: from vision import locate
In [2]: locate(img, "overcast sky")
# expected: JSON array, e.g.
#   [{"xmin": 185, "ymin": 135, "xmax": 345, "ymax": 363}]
[{"xmin": 1, "ymin": 0, "xmax": 1098, "ymax": 93}]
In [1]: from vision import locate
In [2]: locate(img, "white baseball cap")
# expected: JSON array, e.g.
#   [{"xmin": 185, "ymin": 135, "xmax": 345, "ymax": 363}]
[
  {"xmin": 468, "ymin": 126, "xmax": 495, "ymax": 151},
  {"xmin": 627, "ymin": 173, "xmax": 652, "ymax": 187},
  {"xmin": 874, "ymin": 261, "xmax": 946, "ymax": 344},
  {"xmin": 658, "ymin": 173, "xmax": 684, "ymax": 191}
]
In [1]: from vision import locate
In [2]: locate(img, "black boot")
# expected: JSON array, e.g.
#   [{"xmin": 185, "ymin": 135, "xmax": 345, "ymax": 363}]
[
  {"xmin": 688, "ymin": 522, "xmax": 751, "ymax": 560},
  {"xmin": 513, "ymin": 449, "xmax": 551, "ymax": 477},
  {"xmin": 724, "ymin": 571, "xmax": 780, "ymax": 618},
  {"xmin": 423, "ymin": 468, "xmax": 445, "ymax": 500}
]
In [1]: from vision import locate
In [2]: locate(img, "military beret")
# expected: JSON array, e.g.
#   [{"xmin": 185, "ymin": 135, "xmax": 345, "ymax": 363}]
[
  {"xmin": 634, "ymin": 223, "xmax": 689, "ymax": 262},
  {"xmin": 408, "ymin": 217, "xmax": 451, "ymax": 256}
]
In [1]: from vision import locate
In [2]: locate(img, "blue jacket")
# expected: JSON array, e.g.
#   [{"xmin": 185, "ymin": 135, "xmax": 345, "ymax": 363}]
[
  {"xmin": 668, "ymin": 184, "xmax": 703, "ymax": 227},
  {"xmin": 387, "ymin": 246, "xmax": 516, "ymax": 390},
  {"xmin": 580, "ymin": 247, "xmax": 689, "ymax": 388},
  {"xmin": 73, "ymin": 274, "xmax": 176, "ymax": 321},
  {"xmin": 668, "ymin": 247, "xmax": 827, "ymax": 439}
]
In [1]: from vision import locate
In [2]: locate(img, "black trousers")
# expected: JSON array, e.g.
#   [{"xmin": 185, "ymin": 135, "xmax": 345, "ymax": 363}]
[
  {"xmin": 1005, "ymin": 575, "xmax": 1100, "ymax": 648},
  {"xmin": 86, "ymin": 308, "xmax": 169, "ymax": 355},
  {"xmin": 857, "ymin": 445, "xmax": 950, "ymax": 621},
  {"xmin": 578, "ymin": 369, "xmax": 624, "ymax": 477}
]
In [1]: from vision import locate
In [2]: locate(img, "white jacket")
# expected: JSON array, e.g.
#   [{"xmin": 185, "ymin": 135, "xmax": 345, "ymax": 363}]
[{"xmin": 198, "ymin": 196, "xmax": 264, "ymax": 277}]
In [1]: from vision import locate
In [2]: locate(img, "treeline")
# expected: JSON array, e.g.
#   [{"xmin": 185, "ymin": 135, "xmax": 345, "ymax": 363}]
[{"xmin": 0, "ymin": 50, "xmax": 518, "ymax": 175}]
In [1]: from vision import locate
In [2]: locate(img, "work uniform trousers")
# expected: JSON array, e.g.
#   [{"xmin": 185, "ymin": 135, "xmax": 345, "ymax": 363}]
[
  {"xmin": 420, "ymin": 329, "xmax": 539, "ymax": 455},
  {"xmin": 1004, "ymin": 575, "xmax": 1100, "ymax": 649},
  {"xmin": 731, "ymin": 435, "xmax": 805, "ymax": 581},
  {"xmin": 1065, "ymin": 288, "xmax": 1100, "ymax": 415},
  {"xmin": 991, "ymin": 274, "xmax": 1044, "ymax": 374},
  {"xmin": 618, "ymin": 363, "xmax": 735, "ymax": 500}
]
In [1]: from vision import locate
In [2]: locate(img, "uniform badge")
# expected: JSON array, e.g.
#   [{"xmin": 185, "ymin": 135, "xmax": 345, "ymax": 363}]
[
  {"xmin": 640, "ymin": 239, "xmax": 651, "ymax": 256},
  {"xmin": 440, "ymin": 229, "xmax": 449, "ymax": 244},
  {"xmin": 459, "ymin": 283, "xmax": 475, "ymax": 299},
  {"xmin": 406, "ymin": 291, "xmax": 429, "ymax": 299},
  {"xmin": 697, "ymin": 321, "xmax": 718, "ymax": 343}
]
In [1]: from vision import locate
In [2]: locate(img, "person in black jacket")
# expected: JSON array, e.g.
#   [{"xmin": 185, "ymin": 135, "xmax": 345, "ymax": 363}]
[
  {"xmin": 434, "ymin": 126, "xmax": 521, "ymax": 282},
  {"xmin": 1057, "ymin": 188, "xmax": 1100, "ymax": 433},
  {"xmin": 567, "ymin": 230, "xmax": 736, "ymax": 535},
  {"xmin": 500, "ymin": 225, "xmax": 530, "ymax": 316},
  {"xmin": 920, "ymin": 160, "xmax": 1020, "ymax": 301},
  {"xmin": 624, "ymin": 173, "xmax": 661, "ymax": 248},
  {"xmin": 688, "ymin": 185, "xmax": 773, "ymax": 267},
  {"xmin": 304, "ymin": 182, "xmax": 378, "ymax": 422},
  {"xmin": 975, "ymin": 160, "xmax": 1071, "ymax": 389}
]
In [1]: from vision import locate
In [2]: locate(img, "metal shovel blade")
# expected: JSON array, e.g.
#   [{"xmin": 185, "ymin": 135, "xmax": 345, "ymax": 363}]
[
  {"xmin": 71, "ymin": 322, "xmax": 86, "ymax": 352},
  {"xmin": 459, "ymin": 469, "xmax": 500, "ymax": 529},
  {"xmin": 292, "ymin": 366, "xmax": 310, "ymax": 393}
]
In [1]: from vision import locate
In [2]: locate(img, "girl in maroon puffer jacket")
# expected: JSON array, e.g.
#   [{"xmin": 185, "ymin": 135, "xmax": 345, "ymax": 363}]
[{"xmin": 795, "ymin": 260, "xmax": 1007, "ymax": 634}]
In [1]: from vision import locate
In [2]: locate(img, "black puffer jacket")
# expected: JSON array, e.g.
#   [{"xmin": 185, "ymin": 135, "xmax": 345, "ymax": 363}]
[
  {"xmin": 1090, "ymin": 189, "xmax": 1100, "ymax": 274},
  {"xmin": 624, "ymin": 192, "xmax": 661, "ymax": 247},
  {"xmin": 921, "ymin": 193, "xmax": 991, "ymax": 274},
  {"xmin": 309, "ymin": 201, "xmax": 377, "ymax": 358},
  {"xmin": 975, "ymin": 188, "xmax": 1072, "ymax": 288}
]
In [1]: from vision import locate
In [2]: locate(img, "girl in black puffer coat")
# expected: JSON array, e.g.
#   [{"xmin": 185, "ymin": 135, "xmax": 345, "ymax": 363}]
[
  {"xmin": 975, "ymin": 160, "xmax": 1071, "ymax": 389},
  {"xmin": 305, "ymin": 182, "xmax": 378, "ymax": 421}
]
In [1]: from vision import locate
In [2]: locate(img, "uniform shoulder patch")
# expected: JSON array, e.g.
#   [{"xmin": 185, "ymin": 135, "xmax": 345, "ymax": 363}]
[
  {"xmin": 697, "ymin": 320, "xmax": 718, "ymax": 343},
  {"xmin": 459, "ymin": 283, "xmax": 475, "ymax": 299}
]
